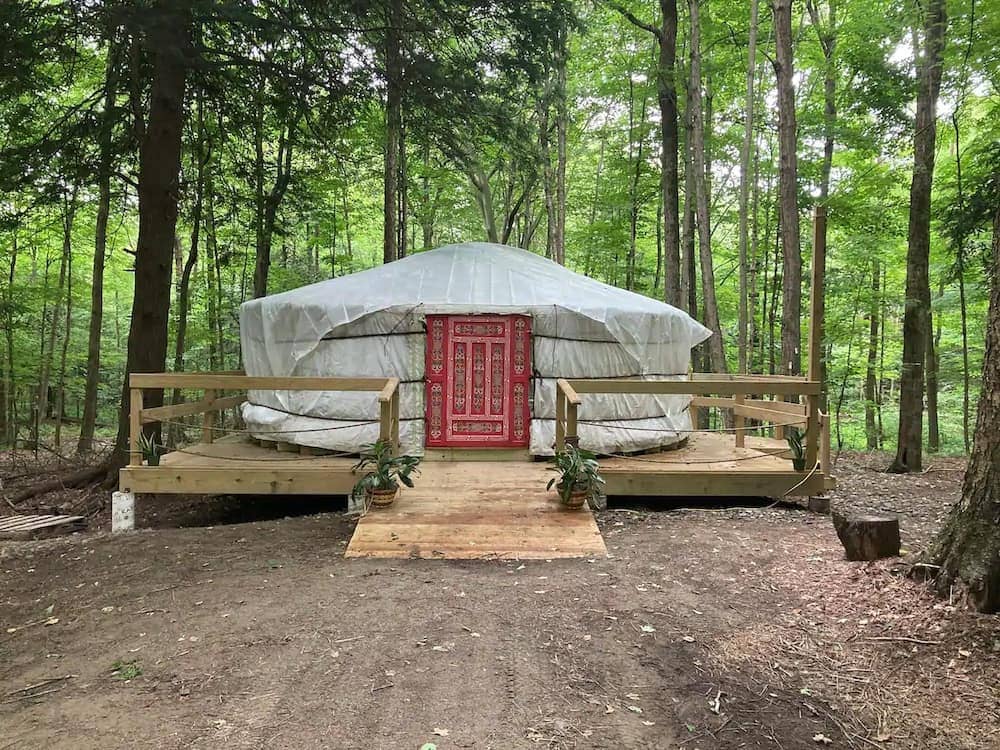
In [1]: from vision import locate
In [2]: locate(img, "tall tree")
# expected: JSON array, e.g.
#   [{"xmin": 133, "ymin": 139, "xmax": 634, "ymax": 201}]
[
  {"xmin": 111, "ymin": 1, "xmax": 193, "ymax": 468},
  {"xmin": 926, "ymin": 192, "xmax": 1000, "ymax": 613},
  {"xmin": 78, "ymin": 30, "xmax": 121, "ymax": 455},
  {"xmin": 889, "ymin": 0, "xmax": 947, "ymax": 473},
  {"xmin": 688, "ymin": 0, "xmax": 727, "ymax": 374},
  {"xmin": 608, "ymin": 0, "xmax": 682, "ymax": 307},
  {"xmin": 772, "ymin": 0, "xmax": 802, "ymax": 377},
  {"xmin": 737, "ymin": 0, "xmax": 759, "ymax": 374}
]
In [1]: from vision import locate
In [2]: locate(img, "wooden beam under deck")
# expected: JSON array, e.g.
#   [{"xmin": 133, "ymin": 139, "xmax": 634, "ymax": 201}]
[{"xmin": 119, "ymin": 438, "xmax": 358, "ymax": 495}]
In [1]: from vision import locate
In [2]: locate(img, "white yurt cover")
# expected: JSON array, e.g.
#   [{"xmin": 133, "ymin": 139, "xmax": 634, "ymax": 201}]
[{"xmin": 239, "ymin": 242, "xmax": 712, "ymax": 456}]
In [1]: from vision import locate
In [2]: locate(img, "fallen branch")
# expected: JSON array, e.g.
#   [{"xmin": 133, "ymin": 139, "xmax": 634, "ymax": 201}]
[
  {"xmin": 6, "ymin": 462, "xmax": 108, "ymax": 504},
  {"xmin": 861, "ymin": 636, "xmax": 942, "ymax": 646}
]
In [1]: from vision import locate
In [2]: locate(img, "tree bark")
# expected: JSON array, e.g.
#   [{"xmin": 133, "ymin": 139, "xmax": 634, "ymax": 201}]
[
  {"xmin": 688, "ymin": 0, "xmax": 727, "ymax": 375},
  {"xmin": 865, "ymin": 258, "xmax": 881, "ymax": 450},
  {"xmin": 168, "ymin": 94, "xmax": 208, "ymax": 446},
  {"xmin": 737, "ymin": 0, "xmax": 759, "ymax": 374},
  {"xmin": 252, "ymin": 121, "xmax": 294, "ymax": 299},
  {"xmin": 383, "ymin": 0, "xmax": 403, "ymax": 264},
  {"xmin": 772, "ymin": 0, "xmax": 802, "ymax": 377},
  {"xmin": 54, "ymin": 187, "xmax": 78, "ymax": 449},
  {"xmin": 890, "ymin": 0, "xmax": 947, "ymax": 473},
  {"xmin": 952, "ymin": 112, "xmax": 972, "ymax": 453},
  {"xmin": 78, "ymin": 34, "xmax": 120, "ymax": 454},
  {"xmin": 111, "ymin": 1, "xmax": 192, "ymax": 470},
  {"xmin": 927, "ymin": 283, "xmax": 942, "ymax": 452},
  {"xmin": 926, "ymin": 199, "xmax": 1000, "ymax": 613}
]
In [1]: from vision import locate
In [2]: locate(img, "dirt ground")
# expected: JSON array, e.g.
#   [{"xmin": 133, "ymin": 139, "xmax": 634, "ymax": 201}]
[{"xmin": 1, "ymin": 451, "xmax": 998, "ymax": 750}]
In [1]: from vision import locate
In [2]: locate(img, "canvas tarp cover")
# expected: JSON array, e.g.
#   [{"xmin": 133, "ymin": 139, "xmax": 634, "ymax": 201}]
[{"xmin": 239, "ymin": 242, "xmax": 712, "ymax": 455}]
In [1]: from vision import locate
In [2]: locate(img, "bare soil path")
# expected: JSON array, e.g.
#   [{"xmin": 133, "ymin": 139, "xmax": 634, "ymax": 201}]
[{"xmin": 1, "ymin": 452, "xmax": 998, "ymax": 749}]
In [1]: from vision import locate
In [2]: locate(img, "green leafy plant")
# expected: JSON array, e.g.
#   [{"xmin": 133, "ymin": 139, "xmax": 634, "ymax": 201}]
[
  {"xmin": 111, "ymin": 658, "xmax": 143, "ymax": 681},
  {"xmin": 547, "ymin": 444, "xmax": 604, "ymax": 504},
  {"xmin": 352, "ymin": 439, "xmax": 421, "ymax": 494},
  {"xmin": 138, "ymin": 433, "xmax": 164, "ymax": 466},
  {"xmin": 785, "ymin": 427, "xmax": 806, "ymax": 469}
]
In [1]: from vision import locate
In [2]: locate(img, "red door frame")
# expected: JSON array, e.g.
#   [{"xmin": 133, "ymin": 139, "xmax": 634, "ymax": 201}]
[{"xmin": 425, "ymin": 314, "xmax": 531, "ymax": 448}]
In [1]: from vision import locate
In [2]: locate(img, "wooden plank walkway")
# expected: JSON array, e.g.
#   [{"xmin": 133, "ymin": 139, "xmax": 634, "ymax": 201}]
[
  {"xmin": 346, "ymin": 461, "xmax": 607, "ymax": 560},
  {"xmin": 0, "ymin": 514, "xmax": 85, "ymax": 540}
]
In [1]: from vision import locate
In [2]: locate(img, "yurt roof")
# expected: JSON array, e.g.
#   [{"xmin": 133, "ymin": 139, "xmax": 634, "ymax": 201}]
[{"xmin": 240, "ymin": 242, "xmax": 712, "ymax": 347}]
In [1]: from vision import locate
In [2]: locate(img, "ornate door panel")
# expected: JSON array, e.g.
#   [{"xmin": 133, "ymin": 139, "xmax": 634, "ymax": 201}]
[{"xmin": 425, "ymin": 315, "xmax": 531, "ymax": 447}]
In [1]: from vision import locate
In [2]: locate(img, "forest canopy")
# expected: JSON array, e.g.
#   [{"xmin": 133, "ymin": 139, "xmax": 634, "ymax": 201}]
[{"xmin": 0, "ymin": 0, "xmax": 997, "ymax": 467}]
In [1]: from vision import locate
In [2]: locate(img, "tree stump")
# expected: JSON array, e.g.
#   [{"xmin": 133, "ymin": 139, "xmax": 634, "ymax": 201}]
[{"xmin": 832, "ymin": 513, "xmax": 900, "ymax": 561}]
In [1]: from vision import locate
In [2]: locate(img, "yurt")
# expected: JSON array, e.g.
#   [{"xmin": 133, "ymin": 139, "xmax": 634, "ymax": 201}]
[{"xmin": 239, "ymin": 242, "xmax": 712, "ymax": 456}]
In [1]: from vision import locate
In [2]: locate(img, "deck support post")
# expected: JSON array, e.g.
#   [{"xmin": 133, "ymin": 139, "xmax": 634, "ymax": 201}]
[
  {"xmin": 112, "ymin": 491, "xmax": 135, "ymax": 532},
  {"xmin": 733, "ymin": 393, "xmax": 745, "ymax": 447},
  {"xmin": 129, "ymin": 388, "xmax": 143, "ymax": 466},
  {"xmin": 202, "ymin": 389, "xmax": 217, "ymax": 444}
]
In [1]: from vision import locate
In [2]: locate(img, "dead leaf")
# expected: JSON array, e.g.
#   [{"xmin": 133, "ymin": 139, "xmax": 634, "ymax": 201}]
[{"xmin": 432, "ymin": 728, "xmax": 449, "ymax": 737}]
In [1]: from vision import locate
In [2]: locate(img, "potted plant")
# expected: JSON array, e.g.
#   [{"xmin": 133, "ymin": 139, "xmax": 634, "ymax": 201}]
[
  {"xmin": 785, "ymin": 427, "xmax": 807, "ymax": 471},
  {"xmin": 547, "ymin": 444, "xmax": 605, "ymax": 509},
  {"xmin": 138, "ymin": 433, "xmax": 165, "ymax": 466},
  {"xmin": 352, "ymin": 440, "xmax": 421, "ymax": 508}
]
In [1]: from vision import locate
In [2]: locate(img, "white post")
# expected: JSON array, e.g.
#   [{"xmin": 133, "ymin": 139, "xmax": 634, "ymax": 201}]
[{"xmin": 111, "ymin": 491, "xmax": 136, "ymax": 532}]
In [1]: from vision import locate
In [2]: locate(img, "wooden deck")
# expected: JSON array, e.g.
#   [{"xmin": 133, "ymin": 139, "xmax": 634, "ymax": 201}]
[
  {"xmin": 600, "ymin": 432, "xmax": 833, "ymax": 497},
  {"xmin": 119, "ymin": 432, "xmax": 833, "ymax": 499},
  {"xmin": 345, "ymin": 461, "xmax": 607, "ymax": 560},
  {"xmin": 119, "ymin": 437, "xmax": 359, "ymax": 495}
]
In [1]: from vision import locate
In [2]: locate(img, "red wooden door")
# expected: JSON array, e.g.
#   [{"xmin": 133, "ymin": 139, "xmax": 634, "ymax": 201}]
[{"xmin": 425, "ymin": 315, "xmax": 531, "ymax": 448}]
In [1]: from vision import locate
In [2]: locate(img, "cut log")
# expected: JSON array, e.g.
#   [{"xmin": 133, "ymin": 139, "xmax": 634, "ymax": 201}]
[{"xmin": 832, "ymin": 512, "xmax": 901, "ymax": 561}]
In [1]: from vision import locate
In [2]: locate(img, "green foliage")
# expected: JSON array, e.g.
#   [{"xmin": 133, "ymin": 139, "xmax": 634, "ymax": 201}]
[
  {"xmin": 352, "ymin": 441, "xmax": 421, "ymax": 494},
  {"xmin": 547, "ymin": 445, "xmax": 605, "ymax": 503}
]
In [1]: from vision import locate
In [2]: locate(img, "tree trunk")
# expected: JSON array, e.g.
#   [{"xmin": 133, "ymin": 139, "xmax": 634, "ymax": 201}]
[
  {"xmin": 952, "ymin": 112, "xmax": 972, "ymax": 453},
  {"xmin": 383, "ymin": 0, "xmax": 403, "ymax": 264},
  {"xmin": 658, "ymin": 0, "xmax": 681, "ymax": 307},
  {"xmin": 54, "ymin": 187, "xmax": 78, "ymax": 449},
  {"xmin": 737, "ymin": 0, "xmax": 759, "ymax": 374},
  {"xmin": 772, "ymin": 0, "xmax": 802, "ymax": 377},
  {"xmin": 38, "ymin": 226, "xmax": 68, "ymax": 427},
  {"xmin": 111, "ymin": 2, "xmax": 192, "ymax": 470},
  {"xmin": 681, "ymin": 69, "xmax": 697, "ymax": 318},
  {"xmin": 554, "ymin": 23, "xmax": 568, "ymax": 265},
  {"xmin": 927, "ymin": 283, "xmax": 942, "ymax": 452},
  {"xmin": 890, "ymin": 0, "xmax": 947, "ymax": 473},
  {"xmin": 168, "ymin": 95, "xmax": 208, "ymax": 446},
  {"xmin": 252, "ymin": 122, "xmax": 294, "ymax": 298},
  {"xmin": 926, "ymin": 200, "xmax": 1000, "ymax": 613},
  {"xmin": 688, "ymin": 0, "xmax": 727, "ymax": 375},
  {"xmin": 865, "ymin": 258, "xmax": 881, "ymax": 450},
  {"xmin": 806, "ymin": 0, "xmax": 837, "ymax": 409},
  {"xmin": 78, "ymin": 34, "xmax": 120, "ymax": 454}
]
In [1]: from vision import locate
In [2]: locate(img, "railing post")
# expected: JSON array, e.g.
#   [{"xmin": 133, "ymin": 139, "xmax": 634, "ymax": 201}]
[
  {"xmin": 391, "ymin": 387, "xmax": 400, "ymax": 452},
  {"xmin": 566, "ymin": 399, "xmax": 578, "ymax": 447},
  {"xmin": 129, "ymin": 387, "xmax": 143, "ymax": 466},
  {"xmin": 555, "ymin": 385, "xmax": 565, "ymax": 453},
  {"xmin": 379, "ymin": 397, "xmax": 392, "ymax": 451},
  {"xmin": 733, "ymin": 392, "xmax": 745, "ymax": 447},
  {"xmin": 202, "ymin": 389, "xmax": 217, "ymax": 444},
  {"xmin": 805, "ymin": 394, "xmax": 820, "ymax": 468},
  {"xmin": 820, "ymin": 410, "xmax": 831, "ymax": 476}
]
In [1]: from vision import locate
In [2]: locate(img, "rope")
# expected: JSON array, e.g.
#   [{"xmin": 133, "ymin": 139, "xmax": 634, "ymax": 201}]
[
  {"xmin": 600, "ymin": 446, "xmax": 790, "ymax": 465},
  {"xmin": 154, "ymin": 417, "xmax": 380, "ymax": 436},
  {"xmin": 129, "ymin": 442, "xmax": 360, "ymax": 463},
  {"xmin": 576, "ymin": 417, "xmax": 805, "ymax": 434}
]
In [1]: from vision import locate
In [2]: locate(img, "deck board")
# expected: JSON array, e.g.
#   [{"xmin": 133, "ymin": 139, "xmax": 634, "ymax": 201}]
[{"xmin": 345, "ymin": 461, "xmax": 607, "ymax": 560}]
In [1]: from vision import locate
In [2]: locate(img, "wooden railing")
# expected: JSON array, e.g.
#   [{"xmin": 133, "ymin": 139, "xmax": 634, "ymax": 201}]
[
  {"xmin": 128, "ymin": 372, "xmax": 401, "ymax": 466},
  {"xmin": 554, "ymin": 374, "xmax": 830, "ymax": 475}
]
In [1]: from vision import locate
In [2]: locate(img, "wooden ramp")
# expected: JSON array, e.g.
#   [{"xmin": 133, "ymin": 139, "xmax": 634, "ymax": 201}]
[{"xmin": 345, "ymin": 461, "xmax": 607, "ymax": 560}]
